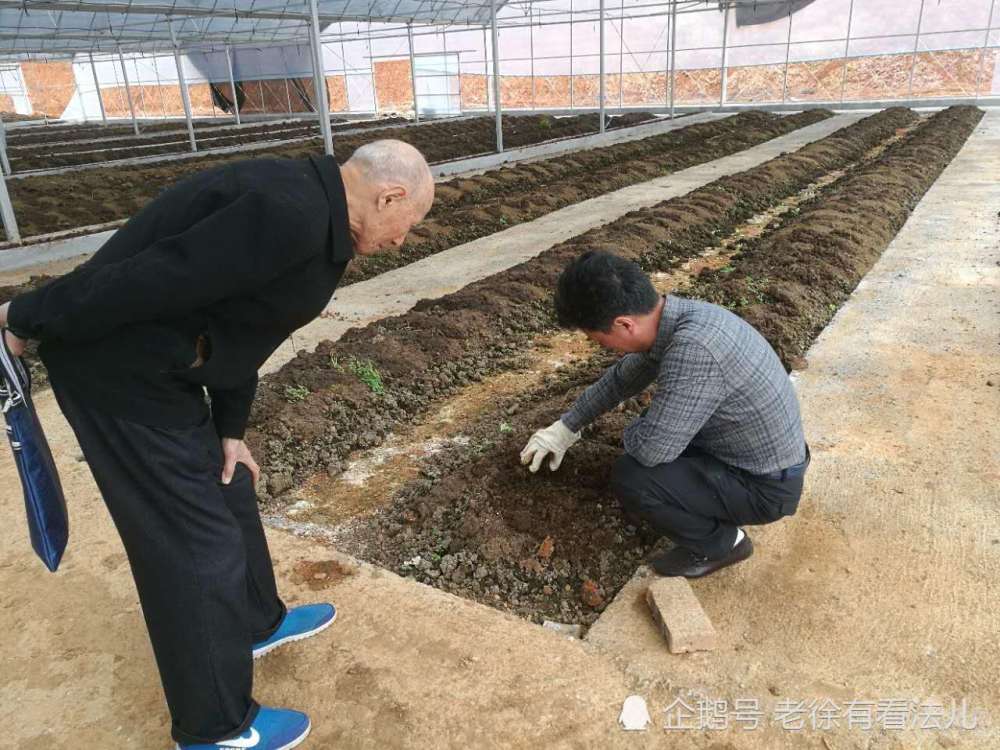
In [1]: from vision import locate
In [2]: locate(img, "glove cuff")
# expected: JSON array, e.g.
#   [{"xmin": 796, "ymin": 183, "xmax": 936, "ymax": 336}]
[{"xmin": 553, "ymin": 419, "xmax": 582, "ymax": 446}]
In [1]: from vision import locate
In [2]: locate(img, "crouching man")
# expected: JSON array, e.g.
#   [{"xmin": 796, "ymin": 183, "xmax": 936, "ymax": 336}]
[{"xmin": 520, "ymin": 251, "xmax": 809, "ymax": 578}]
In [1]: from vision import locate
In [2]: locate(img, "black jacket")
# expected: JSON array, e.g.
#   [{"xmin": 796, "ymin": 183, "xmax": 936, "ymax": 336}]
[{"xmin": 8, "ymin": 154, "xmax": 354, "ymax": 438}]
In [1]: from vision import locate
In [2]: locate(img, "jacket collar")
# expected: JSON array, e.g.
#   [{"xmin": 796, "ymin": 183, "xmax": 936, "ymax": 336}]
[
  {"xmin": 648, "ymin": 295, "xmax": 681, "ymax": 362},
  {"xmin": 309, "ymin": 154, "xmax": 355, "ymax": 264}
]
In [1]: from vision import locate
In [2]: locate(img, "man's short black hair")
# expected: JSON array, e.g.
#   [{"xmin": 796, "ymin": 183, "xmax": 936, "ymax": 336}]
[{"xmin": 554, "ymin": 250, "xmax": 659, "ymax": 331}]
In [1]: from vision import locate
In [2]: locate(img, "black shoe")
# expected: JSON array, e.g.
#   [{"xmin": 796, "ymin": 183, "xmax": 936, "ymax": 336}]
[{"xmin": 651, "ymin": 535, "xmax": 754, "ymax": 578}]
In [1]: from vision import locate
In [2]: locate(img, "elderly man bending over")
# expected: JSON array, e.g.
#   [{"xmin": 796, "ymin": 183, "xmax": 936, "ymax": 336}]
[{"xmin": 0, "ymin": 140, "xmax": 434, "ymax": 750}]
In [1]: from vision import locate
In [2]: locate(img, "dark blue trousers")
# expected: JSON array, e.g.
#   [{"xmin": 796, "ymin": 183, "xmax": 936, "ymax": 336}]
[{"xmin": 611, "ymin": 445, "xmax": 806, "ymax": 559}]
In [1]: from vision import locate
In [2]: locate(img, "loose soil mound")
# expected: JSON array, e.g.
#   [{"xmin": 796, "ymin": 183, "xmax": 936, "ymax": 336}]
[
  {"xmin": 345, "ymin": 110, "xmax": 830, "ymax": 285},
  {"xmin": 4, "ymin": 112, "xmax": 655, "ymax": 240},
  {"xmin": 0, "ymin": 110, "xmax": 820, "ymax": 385},
  {"xmin": 8, "ymin": 117, "xmax": 409, "ymax": 171},
  {"xmin": 690, "ymin": 105, "xmax": 985, "ymax": 366},
  {"xmin": 247, "ymin": 107, "xmax": 917, "ymax": 500},
  {"xmin": 334, "ymin": 106, "xmax": 982, "ymax": 625}
]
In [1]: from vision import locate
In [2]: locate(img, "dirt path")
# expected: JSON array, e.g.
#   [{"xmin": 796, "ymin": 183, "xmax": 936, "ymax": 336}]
[{"xmin": 0, "ymin": 110, "xmax": 995, "ymax": 748}]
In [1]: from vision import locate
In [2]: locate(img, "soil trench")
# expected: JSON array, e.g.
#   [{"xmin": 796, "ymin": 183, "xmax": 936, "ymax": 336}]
[
  {"xmin": 3, "ymin": 112, "xmax": 656, "ymax": 240},
  {"xmin": 279, "ymin": 110, "xmax": 952, "ymax": 628},
  {"xmin": 288, "ymin": 119, "xmax": 920, "ymax": 532},
  {"xmin": 338, "ymin": 106, "xmax": 982, "ymax": 627},
  {"xmin": 246, "ymin": 106, "xmax": 919, "ymax": 503},
  {"xmin": 0, "ymin": 110, "xmax": 828, "ymax": 392}
]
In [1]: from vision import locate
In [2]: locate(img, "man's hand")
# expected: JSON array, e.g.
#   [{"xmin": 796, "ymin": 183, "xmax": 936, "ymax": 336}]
[
  {"xmin": 520, "ymin": 419, "xmax": 581, "ymax": 473},
  {"xmin": 221, "ymin": 438, "xmax": 260, "ymax": 486},
  {"xmin": 3, "ymin": 329, "xmax": 26, "ymax": 358},
  {"xmin": 0, "ymin": 302, "xmax": 26, "ymax": 357}
]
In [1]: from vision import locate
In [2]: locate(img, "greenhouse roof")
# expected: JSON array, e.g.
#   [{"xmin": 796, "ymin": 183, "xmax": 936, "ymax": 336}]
[{"xmin": 0, "ymin": 0, "xmax": 512, "ymax": 57}]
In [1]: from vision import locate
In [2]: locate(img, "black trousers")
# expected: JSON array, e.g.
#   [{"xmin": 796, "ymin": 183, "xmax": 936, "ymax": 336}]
[
  {"xmin": 53, "ymin": 383, "xmax": 286, "ymax": 746},
  {"xmin": 611, "ymin": 445, "xmax": 806, "ymax": 560}
]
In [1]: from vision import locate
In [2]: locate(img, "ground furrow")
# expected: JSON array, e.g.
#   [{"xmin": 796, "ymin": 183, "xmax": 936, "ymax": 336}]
[
  {"xmin": 315, "ymin": 106, "xmax": 981, "ymax": 629},
  {"xmin": 246, "ymin": 107, "xmax": 918, "ymax": 505}
]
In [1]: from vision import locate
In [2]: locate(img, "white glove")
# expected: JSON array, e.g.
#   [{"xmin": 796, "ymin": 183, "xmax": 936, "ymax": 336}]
[{"xmin": 520, "ymin": 419, "xmax": 581, "ymax": 473}]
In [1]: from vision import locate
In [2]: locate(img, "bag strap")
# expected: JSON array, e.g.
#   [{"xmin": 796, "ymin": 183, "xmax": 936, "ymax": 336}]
[{"xmin": 0, "ymin": 328, "xmax": 28, "ymax": 414}]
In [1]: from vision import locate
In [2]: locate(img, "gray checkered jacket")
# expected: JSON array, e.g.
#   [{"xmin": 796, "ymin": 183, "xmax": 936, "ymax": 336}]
[{"xmin": 562, "ymin": 295, "xmax": 806, "ymax": 474}]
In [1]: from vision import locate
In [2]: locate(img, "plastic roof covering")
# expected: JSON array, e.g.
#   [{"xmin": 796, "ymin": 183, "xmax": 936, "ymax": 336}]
[{"xmin": 0, "ymin": 0, "xmax": 512, "ymax": 57}]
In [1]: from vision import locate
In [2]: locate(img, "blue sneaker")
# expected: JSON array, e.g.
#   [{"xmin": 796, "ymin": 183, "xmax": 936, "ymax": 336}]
[
  {"xmin": 176, "ymin": 706, "xmax": 310, "ymax": 749},
  {"xmin": 252, "ymin": 603, "xmax": 337, "ymax": 659}
]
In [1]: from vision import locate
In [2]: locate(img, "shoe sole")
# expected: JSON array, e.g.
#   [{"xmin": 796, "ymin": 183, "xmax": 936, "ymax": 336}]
[
  {"xmin": 175, "ymin": 719, "xmax": 310, "ymax": 749},
  {"xmin": 252, "ymin": 610, "xmax": 337, "ymax": 660},
  {"xmin": 278, "ymin": 720, "xmax": 311, "ymax": 750}
]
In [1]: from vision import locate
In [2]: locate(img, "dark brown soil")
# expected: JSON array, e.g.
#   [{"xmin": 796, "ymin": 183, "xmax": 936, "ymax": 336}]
[
  {"xmin": 4, "ymin": 112, "xmax": 655, "ymax": 240},
  {"xmin": 0, "ymin": 110, "xmax": 817, "ymax": 294},
  {"xmin": 0, "ymin": 110, "xmax": 823, "ymax": 397},
  {"xmin": 247, "ymin": 107, "xmax": 917, "ymax": 500},
  {"xmin": 689, "ymin": 105, "xmax": 985, "ymax": 367},
  {"xmin": 327, "ymin": 106, "xmax": 981, "ymax": 626},
  {"xmin": 7, "ymin": 117, "xmax": 408, "ymax": 171},
  {"xmin": 5, "ymin": 115, "xmax": 351, "ymax": 146},
  {"xmin": 344, "ymin": 110, "xmax": 830, "ymax": 285}
]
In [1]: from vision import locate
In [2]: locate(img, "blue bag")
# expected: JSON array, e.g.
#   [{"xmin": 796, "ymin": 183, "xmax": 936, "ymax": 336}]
[{"xmin": 0, "ymin": 331, "xmax": 69, "ymax": 572}]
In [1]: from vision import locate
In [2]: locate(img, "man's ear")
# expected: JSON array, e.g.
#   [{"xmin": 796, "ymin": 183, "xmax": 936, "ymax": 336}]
[
  {"xmin": 612, "ymin": 315, "xmax": 637, "ymax": 333},
  {"xmin": 377, "ymin": 184, "xmax": 408, "ymax": 211}
]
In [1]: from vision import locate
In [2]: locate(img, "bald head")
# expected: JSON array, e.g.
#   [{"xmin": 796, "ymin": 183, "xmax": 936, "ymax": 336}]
[
  {"xmin": 339, "ymin": 139, "xmax": 434, "ymax": 255},
  {"xmin": 344, "ymin": 139, "xmax": 434, "ymax": 212}
]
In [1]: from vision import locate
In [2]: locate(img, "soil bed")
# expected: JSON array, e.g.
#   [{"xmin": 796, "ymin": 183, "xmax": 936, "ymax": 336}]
[
  {"xmin": 342, "ymin": 109, "xmax": 828, "ymax": 285},
  {"xmin": 3, "ymin": 112, "xmax": 654, "ymax": 240},
  {"xmin": 255, "ymin": 106, "xmax": 981, "ymax": 626},
  {"xmin": 7, "ymin": 117, "xmax": 408, "ymax": 171},
  {"xmin": 5, "ymin": 115, "xmax": 346, "ymax": 146},
  {"xmin": 0, "ymin": 110, "xmax": 824, "ymax": 395},
  {"xmin": 1, "ymin": 111, "xmax": 816, "ymax": 292}
]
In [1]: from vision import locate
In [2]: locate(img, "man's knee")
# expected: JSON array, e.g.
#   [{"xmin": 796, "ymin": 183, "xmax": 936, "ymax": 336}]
[{"xmin": 611, "ymin": 453, "xmax": 656, "ymax": 515}]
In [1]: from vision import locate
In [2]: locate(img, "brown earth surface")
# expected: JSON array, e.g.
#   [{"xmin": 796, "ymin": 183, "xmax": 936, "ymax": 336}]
[
  {"xmin": 323, "ymin": 105, "xmax": 982, "ymax": 626},
  {"xmin": 247, "ymin": 106, "xmax": 918, "ymax": 502},
  {"xmin": 690, "ymin": 105, "xmax": 986, "ymax": 367},
  {"xmin": 4, "ymin": 115, "xmax": 355, "ymax": 146},
  {"xmin": 6, "ymin": 117, "xmax": 408, "ymax": 171},
  {"xmin": 3, "ymin": 112, "xmax": 655, "ymax": 240},
  {"xmin": 343, "ymin": 110, "xmax": 829, "ymax": 286},
  {"xmin": 0, "ymin": 110, "xmax": 823, "ymax": 352}
]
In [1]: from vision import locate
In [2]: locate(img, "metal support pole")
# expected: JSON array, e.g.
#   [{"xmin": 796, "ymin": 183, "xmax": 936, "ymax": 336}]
[
  {"xmin": 308, "ymin": 0, "xmax": 334, "ymax": 156},
  {"xmin": 489, "ymin": 2, "xmax": 503, "ymax": 152},
  {"xmin": 975, "ymin": 0, "xmax": 997, "ymax": 98},
  {"xmin": 225, "ymin": 46, "xmax": 241, "ymax": 124},
  {"xmin": 719, "ymin": 3, "xmax": 729, "ymax": 107},
  {"xmin": 483, "ymin": 27, "xmax": 489, "ymax": 111},
  {"xmin": 407, "ymin": 23, "xmax": 420, "ymax": 122},
  {"xmin": 599, "ymin": 0, "xmax": 606, "ymax": 133},
  {"xmin": 0, "ymin": 181, "xmax": 20, "ymax": 244},
  {"xmin": 782, "ymin": 10, "xmax": 793, "ymax": 102},
  {"xmin": 618, "ymin": 0, "xmax": 625, "ymax": 109},
  {"xmin": 907, "ymin": 0, "xmax": 927, "ymax": 98},
  {"xmin": 569, "ymin": 0, "xmax": 575, "ymax": 109},
  {"xmin": 369, "ymin": 32, "xmax": 379, "ymax": 114},
  {"xmin": 669, "ymin": 0, "xmax": 677, "ymax": 118},
  {"xmin": 89, "ymin": 53, "xmax": 107, "ymax": 125},
  {"xmin": 529, "ymin": 8, "xmax": 536, "ymax": 110},
  {"xmin": 117, "ymin": 48, "xmax": 140, "ymax": 136},
  {"xmin": 839, "ymin": 0, "xmax": 855, "ymax": 103},
  {"xmin": 0, "ymin": 131, "xmax": 20, "ymax": 242},
  {"xmin": 170, "ymin": 24, "xmax": 197, "ymax": 152},
  {"xmin": 0, "ymin": 115, "xmax": 9, "ymax": 175}
]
